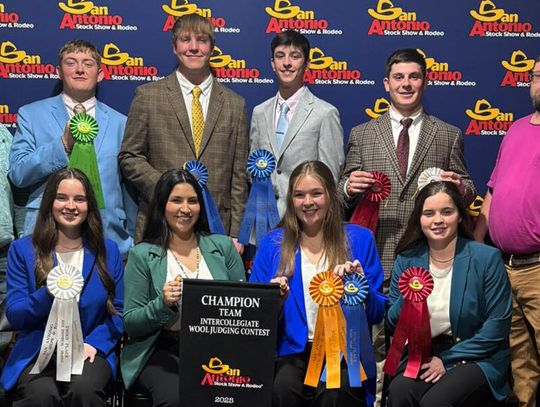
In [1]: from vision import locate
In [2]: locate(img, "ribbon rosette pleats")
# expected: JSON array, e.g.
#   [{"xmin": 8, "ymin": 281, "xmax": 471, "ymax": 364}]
[
  {"xmin": 238, "ymin": 149, "xmax": 280, "ymax": 246},
  {"xmin": 350, "ymin": 171, "xmax": 391, "ymax": 233},
  {"xmin": 183, "ymin": 160, "xmax": 225, "ymax": 234},
  {"xmin": 384, "ymin": 267, "xmax": 434, "ymax": 379},
  {"xmin": 304, "ymin": 271, "xmax": 346, "ymax": 389},
  {"xmin": 30, "ymin": 264, "xmax": 85, "ymax": 382},
  {"xmin": 68, "ymin": 113, "xmax": 105, "ymax": 208},
  {"xmin": 417, "ymin": 167, "xmax": 443, "ymax": 191},
  {"xmin": 341, "ymin": 273, "xmax": 376, "ymax": 405}
]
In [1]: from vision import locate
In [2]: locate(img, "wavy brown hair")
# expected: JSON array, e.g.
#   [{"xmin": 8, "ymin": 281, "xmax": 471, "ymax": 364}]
[
  {"xmin": 277, "ymin": 161, "xmax": 348, "ymax": 277},
  {"xmin": 32, "ymin": 168, "xmax": 116, "ymax": 315}
]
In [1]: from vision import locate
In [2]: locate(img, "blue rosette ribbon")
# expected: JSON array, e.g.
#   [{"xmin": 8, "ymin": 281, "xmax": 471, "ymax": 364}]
[
  {"xmin": 341, "ymin": 273, "xmax": 376, "ymax": 406},
  {"xmin": 238, "ymin": 149, "xmax": 280, "ymax": 246},
  {"xmin": 183, "ymin": 160, "xmax": 225, "ymax": 235}
]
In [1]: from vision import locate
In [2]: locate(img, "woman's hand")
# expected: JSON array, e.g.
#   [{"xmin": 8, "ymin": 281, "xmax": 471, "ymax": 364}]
[
  {"xmin": 420, "ymin": 356, "xmax": 446, "ymax": 383},
  {"xmin": 83, "ymin": 344, "xmax": 97, "ymax": 363},
  {"xmin": 270, "ymin": 276, "xmax": 289, "ymax": 301},
  {"xmin": 163, "ymin": 280, "xmax": 182, "ymax": 307},
  {"xmin": 333, "ymin": 259, "xmax": 364, "ymax": 278}
]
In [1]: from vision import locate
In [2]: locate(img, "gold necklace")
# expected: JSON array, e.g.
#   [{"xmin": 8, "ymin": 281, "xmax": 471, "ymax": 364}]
[
  {"xmin": 429, "ymin": 253, "xmax": 454, "ymax": 263},
  {"xmin": 171, "ymin": 247, "xmax": 201, "ymax": 279},
  {"xmin": 56, "ymin": 241, "xmax": 83, "ymax": 251}
]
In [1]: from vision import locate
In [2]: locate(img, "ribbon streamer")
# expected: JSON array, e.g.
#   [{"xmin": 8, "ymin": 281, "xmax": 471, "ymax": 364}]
[
  {"xmin": 304, "ymin": 271, "xmax": 346, "ymax": 389},
  {"xmin": 30, "ymin": 264, "xmax": 85, "ymax": 382},
  {"xmin": 183, "ymin": 160, "xmax": 225, "ymax": 234},
  {"xmin": 384, "ymin": 267, "xmax": 433, "ymax": 379},
  {"xmin": 68, "ymin": 113, "xmax": 105, "ymax": 209},
  {"xmin": 238, "ymin": 149, "xmax": 280, "ymax": 246},
  {"xmin": 350, "ymin": 171, "xmax": 391, "ymax": 233}
]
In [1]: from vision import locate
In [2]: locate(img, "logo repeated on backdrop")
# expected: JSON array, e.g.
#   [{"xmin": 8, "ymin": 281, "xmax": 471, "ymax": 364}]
[
  {"xmin": 417, "ymin": 49, "xmax": 476, "ymax": 87},
  {"xmin": 364, "ymin": 98, "xmax": 390, "ymax": 119},
  {"xmin": 465, "ymin": 99, "xmax": 514, "ymax": 136},
  {"xmin": 469, "ymin": 0, "xmax": 538, "ymax": 38},
  {"xmin": 58, "ymin": 0, "xmax": 137, "ymax": 31},
  {"xmin": 367, "ymin": 0, "xmax": 444, "ymax": 37},
  {"xmin": 264, "ymin": 0, "xmax": 342, "ymax": 35},
  {"xmin": 210, "ymin": 47, "xmax": 273, "ymax": 84},
  {"xmin": 0, "ymin": 3, "xmax": 34, "ymax": 29},
  {"xmin": 0, "ymin": 104, "xmax": 17, "ymax": 129},
  {"xmin": 100, "ymin": 43, "xmax": 163, "ymax": 82},
  {"xmin": 500, "ymin": 50, "xmax": 534, "ymax": 88},
  {"xmin": 0, "ymin": 41, "xmax": 56, "ymax": 80},
  {"xmin": 200, "ymin": 357, "xmax": 262, "ymax": 388},
  {"xmin": 162, "ymin": 0, "xmax": 239, "ymax": 33},
  {"xmin": 304, "ymin": 47, "xmax": 373, "ymax": 86}
]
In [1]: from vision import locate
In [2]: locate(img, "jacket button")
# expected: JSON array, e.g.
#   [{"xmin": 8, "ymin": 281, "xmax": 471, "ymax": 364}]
[
  {"xmin": 455, "ymin": 337, "xmax": 461, "ymax": 342},
  {"xmin": 277, "ymin": 170, "xmax": 282, "ymax": 175}
]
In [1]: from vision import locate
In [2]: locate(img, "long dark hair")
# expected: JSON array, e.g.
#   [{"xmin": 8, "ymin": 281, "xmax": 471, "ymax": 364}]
[
  {"xmin": 142, "ymin": 169, "xmax": 210, "ymax": 249},
  {"xmin": 32, "ymin": 168, "xmax": 116, "ymax": 315},
  {"xmin": 395, "ymin": 181, "xmax": 474, "ymax": 254},
  {"xmin": 277, "ymin": 161, "xmax": 348, "ymax": 277}
]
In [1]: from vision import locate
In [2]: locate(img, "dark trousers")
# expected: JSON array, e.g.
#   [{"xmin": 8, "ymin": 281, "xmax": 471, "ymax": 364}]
[
  {"xmin": 273, "ymin": 344, "xmax": 366, "ymax": 407},
  {"xmin": 14, "ymin": 355, "xmax": 111, "ymax": 407},
  {"xmin": 135, "ymin": 336, "xmax": 180, "ymax": 407}
]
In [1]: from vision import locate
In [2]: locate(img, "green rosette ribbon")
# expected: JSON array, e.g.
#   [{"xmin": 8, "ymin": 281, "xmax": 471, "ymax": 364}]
[{"xmin": 68, "ymin": 113, "xmax": 104, "ymax": 208}]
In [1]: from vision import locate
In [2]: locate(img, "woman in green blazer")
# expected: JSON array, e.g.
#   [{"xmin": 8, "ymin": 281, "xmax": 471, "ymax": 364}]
[{"xmin": 121, "ymin": 169, "xmax": 246, "ymax": 406}]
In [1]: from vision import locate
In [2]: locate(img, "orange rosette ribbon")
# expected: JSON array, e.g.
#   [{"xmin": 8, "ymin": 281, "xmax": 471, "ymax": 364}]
[
  {"xmin": 350, "ymin": 171, "xmax": 391, "ymax": 233},
  {"xmin": 304, "ymin": 271, "xmax": 347, "ymax": 389},
  {"xmin": 384, "ymin": 267, "xmax": 434, "ymax": 379}
]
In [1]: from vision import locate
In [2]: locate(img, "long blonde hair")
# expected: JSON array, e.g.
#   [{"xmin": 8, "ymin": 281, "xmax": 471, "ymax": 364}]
[{"xmin": 277, "ymin": 161, "xmax": 349, "ymax": 277}]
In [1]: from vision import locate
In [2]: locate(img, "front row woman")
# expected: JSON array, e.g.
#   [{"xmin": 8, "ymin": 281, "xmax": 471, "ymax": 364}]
[
  {"xmin": 120, "ymin": 169, "xmax": 246, "ymax": 407},
  {"xmin": 250, "ymin": 161, "xmax": 386, "ymax": 407},
  {"xmin": 387, "ymin": 181, "xmax": 512, "ymax": 407},
  {"xmin": 0, "ymin": 168, "xmax": 124, "ymax": 407}
]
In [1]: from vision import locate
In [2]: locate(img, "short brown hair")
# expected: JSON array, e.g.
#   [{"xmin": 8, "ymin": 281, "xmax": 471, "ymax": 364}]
[
  {"xmin": 57, "ymin": 39, "xmax": 101, "ymax": 67},
  {"xmin": 171, "ymin": 14, "xmax": 215, "ymax": 47}
]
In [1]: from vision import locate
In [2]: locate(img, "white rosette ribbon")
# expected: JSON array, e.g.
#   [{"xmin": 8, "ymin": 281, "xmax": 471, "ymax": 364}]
[
  {"xmin": 417, "ymin": 167, "xmax": 443, "ymax": 191},
  {"xmin": 30, "ymin": 264, "xmax": 85, "ymax": 382}
]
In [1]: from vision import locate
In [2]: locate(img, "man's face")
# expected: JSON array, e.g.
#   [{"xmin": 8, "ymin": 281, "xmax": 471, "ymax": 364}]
[
  {"xmin": 57, "ymin": 50, "xmax": 102, "ymax": 101},
  {"xmin": 384, "ymin": 62, "xmax": 426, "ymax": 116},
  {"xmin": 271, "ymin": 45, "xmax": 308, "ymax": 91},
  {"xmin": 530, "ymin": 61, "xmax": 540, "ymax": 112},
  {"xmin": 173, "ymin": 31, "xmax": 212, "ymax": 77}
]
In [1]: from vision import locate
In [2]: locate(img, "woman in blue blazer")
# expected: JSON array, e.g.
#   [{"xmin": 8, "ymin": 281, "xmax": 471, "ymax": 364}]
[
  {"xmin": 121, "ymin": 169, "xmax": 246, "ymax": 407},
  {"xmin": 386, "ymin": 181, "xmax": 511, "ymax": 406},
  {"xmin": 250, "ymin": 161, "xmax": 386, "ymax": 407},
  {"xmin": 0, "ymin": 168, "xmax": 123, "ymax": 406}
]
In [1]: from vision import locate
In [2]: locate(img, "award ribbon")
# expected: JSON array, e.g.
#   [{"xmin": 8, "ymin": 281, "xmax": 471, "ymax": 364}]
[
  {"xmin": 68, "ymin": 113, "xmax": 105, "ymax": 208},
  {"xmin": 350, "ymin": 171, "xmax": 391, "ymax": 233},
  {"xmin": 30, "ymin": 264, "xmax": 85, "ymax": 382},
  {"xmin": 183, "ymin": 160, "xmax": 225, "ymax": 234},
  {"xmin": 304, "ymin": 271, "xmax": 346, "ymax": 389},
  {"xmin": 238, "ymin": 149, "xmax": 280, "ymax": 246},
  {"xmin": 384, "ymin": 267, "xmax": 433, "ymax": 379}
]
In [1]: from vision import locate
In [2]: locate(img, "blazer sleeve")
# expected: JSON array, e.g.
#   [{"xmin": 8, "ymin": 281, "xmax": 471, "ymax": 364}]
[
  {"xmin": 338, "ymin": 125, "xmax": 365, "ymax": 208},
  {"xmin": 249, "ymin": 108, "xmax": 262, "ymax": 153},
  {"xmin": 449, "ymin": 128, "xmax": 477, "ymax": 206},
  {"xmin": 123, "ymin": 246, "xmax": 175, "ymax": 338},
  {"xmin": 318, "ymin": 105, "xmax": 344, "ymax": 183},
  {"xmin": 249, "ymin": 233, "xmax": 279, "ymax": 283},
  {"xmin": 84, "ymin": 241, "xmax": 124, "ymax": 356},
  {"xmin": 221, "ymin": 236, "xmax": 247, "ymax": 281}
]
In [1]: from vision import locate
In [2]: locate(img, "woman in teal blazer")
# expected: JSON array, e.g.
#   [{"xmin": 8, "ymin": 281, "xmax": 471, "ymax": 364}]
[
  {"xmin": 387, "ymin": 181, "xmax": 511, "ymax": 406},
  {"xmin": 121, "ymin": 169, "xmax": 245, "ymax": 406}
]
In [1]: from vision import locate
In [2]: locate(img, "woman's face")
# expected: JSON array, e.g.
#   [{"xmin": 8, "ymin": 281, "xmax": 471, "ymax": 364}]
[
  {"xmin": 292, "ymin": 175, "xmax": 329, "ymax": 234},
  {"xmin": 420, "ymin": 191, "xmax": 460, "ymax": 248},
  {"xmin": 165, "ymin": 182, "xmax": 200, "ymax": 239},
  {"xmin": 52, "ymin": 178, "xmax": 88, "ymax": 235}
]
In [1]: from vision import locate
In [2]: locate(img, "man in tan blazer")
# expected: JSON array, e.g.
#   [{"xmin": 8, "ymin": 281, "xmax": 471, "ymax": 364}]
[{"xmin": 119, "ymin": 14, "xmax": 248, "ymax": 247}]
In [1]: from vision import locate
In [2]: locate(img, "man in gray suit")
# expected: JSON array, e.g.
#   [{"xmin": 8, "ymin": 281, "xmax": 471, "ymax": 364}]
[
  {"xmin": 119, "ymin": 14, "xmax": 248, "ymax": 248},
  {"xmin": 340, "ymin": 49, "xmax": 476, "ymax": 280},
  {"xmin": 250, "ymin": 30, "xmax": 344, "ymax": 216}
]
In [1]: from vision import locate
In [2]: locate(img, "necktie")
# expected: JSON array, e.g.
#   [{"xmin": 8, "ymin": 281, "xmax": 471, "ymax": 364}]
[
  {"xmin": 396, "ymin": 117, "xmax": 413, "ymax": 180},
  {"xmin": 73, "ymin": 103, "xmax": 86, "ymax": 115},
  {"xmin": 191, "ymin": 86, "xmax": 204, "ymax": 158},
  {"xmin": 275, "ymin": 102, "xmax": 289, "ymax": 150}
]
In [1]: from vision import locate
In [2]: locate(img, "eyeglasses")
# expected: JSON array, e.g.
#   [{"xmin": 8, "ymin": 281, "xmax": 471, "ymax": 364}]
[{"xmin": 530, "ymin": 72, "xmax": 540, "ymax": 84}]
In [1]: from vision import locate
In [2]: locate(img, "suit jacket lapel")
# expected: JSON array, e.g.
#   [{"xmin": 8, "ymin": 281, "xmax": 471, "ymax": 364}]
[
  {"xmin": 278, "ymin": 89, "xmax": 313, "ymax": 159},
  {"xmin": 94, "ymin": 101, "xmax": 108, "ymax": 155},
  {"xmin": 199, "ymin": 235, "xmax": 230, "ymax": 280},
  {"xmin": 81, "ymin": 246, "xmax": 96, "ymax": 282},
  {"xmin": 51, "ymin": 95, "xmax": 69, "ymax": 133},
  {"xmin": 407, "ymin": 113, "xmax": 436, "ymax": 185},
  {"xmin": 199, "ymin": 78, "xmax": 224, "ymax": 158},
  {"xmin": 376, "ymin": 113, "xmax": 404, "ymax": 184},
  {"xmin": 165, "ymin": 73, "xmax": 196, "ymax": 156},
  {"xmin": 264, "ymin": 97, "xmax": 278, "ymax": 156},
  {"xmin": 449, "ymin": 237, "xmax": 470, "ymax": 335},
  {"xmin": 147, "ymin": 245, "xmax": 168, "ymax": 298},
  {"xmin": 289, "ymin": 249, "xmax": 307, "ymax": 324}
]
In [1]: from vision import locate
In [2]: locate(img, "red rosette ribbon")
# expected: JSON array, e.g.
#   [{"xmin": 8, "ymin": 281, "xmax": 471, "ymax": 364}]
[
  {"xmin": 350, "ymin": 171, "xmax": 391, "ymax": 233},
  {"xmin": 383, "ymin": 267, "xmax": 433, "ymax": 379}
]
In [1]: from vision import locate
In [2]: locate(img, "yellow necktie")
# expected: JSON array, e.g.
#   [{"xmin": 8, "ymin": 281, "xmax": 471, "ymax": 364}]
[{"xmin": 191, "ymin": 86, "xmax": 204, "ymax": 158}]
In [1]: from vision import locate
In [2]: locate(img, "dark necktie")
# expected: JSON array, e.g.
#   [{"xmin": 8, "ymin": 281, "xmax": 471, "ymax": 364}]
[{"xmin": 396, "ymin": 117, "xmax": 413, "ymax": 180}]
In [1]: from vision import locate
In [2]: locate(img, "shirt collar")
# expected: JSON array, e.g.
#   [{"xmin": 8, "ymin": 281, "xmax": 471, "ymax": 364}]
[
  {"xmin": 62, "ymin": 93, "xmax": 96, "ymax": 115},
  {"xmin": 176, "ymin": 70, "xmax": 213, "ymax": 96},
  {"xmin": 389, "ymin": 106, "xmax": 423, "ymax": 128},
  {"xmin": 276, "ymin": 85, "xmax": 306, "ymax": 112}
]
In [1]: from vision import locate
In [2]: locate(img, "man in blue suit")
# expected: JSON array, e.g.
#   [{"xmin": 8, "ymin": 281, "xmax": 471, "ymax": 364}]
[{"xmin": 8, "ymin": 40, "xmax": 135, "ymax": 257}]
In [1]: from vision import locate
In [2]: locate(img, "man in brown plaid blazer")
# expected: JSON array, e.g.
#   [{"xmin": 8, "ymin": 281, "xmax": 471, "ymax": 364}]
[
  {"xmin": 339, "ymin": 49, "xmax": 476, "ymax": 280},
  {"xmin": 119, "ymin": 14, "xmax": 248, "ymax": 246}
]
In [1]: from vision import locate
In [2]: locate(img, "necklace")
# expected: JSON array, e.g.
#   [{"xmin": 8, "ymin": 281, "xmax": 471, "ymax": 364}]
[
  {"xmin": 429, "ymin": 253, "xmax": 454, "ymax": 263},
  {"xmin": 170, "ymin": 247, "xmax": 201, "ymax": 280},
  {"xmin": 56, "ymin": 241, "xmax": 83, "ymax": 251}
]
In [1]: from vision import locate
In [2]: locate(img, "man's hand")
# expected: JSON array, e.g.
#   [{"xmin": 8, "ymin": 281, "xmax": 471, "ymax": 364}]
[
  {"xmin": 346, "ymin": 171, "xmax": 375, "ymax": 196},
  {"xmin": 440, "ymin": 171, "xmax": 465, "ymax": 196},
  {"xmin": 61, "ymin": 122, "xmax": 75, "ymax": 153}
]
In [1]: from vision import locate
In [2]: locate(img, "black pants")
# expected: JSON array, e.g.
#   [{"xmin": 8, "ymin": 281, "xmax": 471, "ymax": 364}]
[
  {"xmin": 14, "ymin": 355, "xmax": 111, "ymax": 407},
  {"xmin": 273, "ymin": 344, "xmax": 366, "ymax": 407}
]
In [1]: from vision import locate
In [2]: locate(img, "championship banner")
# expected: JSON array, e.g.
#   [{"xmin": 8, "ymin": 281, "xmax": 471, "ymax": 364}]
[{"xmin": 179, "ymin": 280, "xmax": 280, "ymax": 407}]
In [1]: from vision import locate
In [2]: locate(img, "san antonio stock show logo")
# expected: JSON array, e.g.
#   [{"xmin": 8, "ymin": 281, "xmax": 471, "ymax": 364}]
[
  {"xmin": 200, "ymin": 357, "xmax": 262, "ymax": 389},
  {"xmin": 210, "ymin": 47, "xmax": 273, "ymax": 84},
  {"xmin": 500, "ymin": 50, "xmax": 535, "ymax": 88},
  {"xmin": 417, "ymin": 49, "xmax": 475, "ymax": 88},
  {"xmin": 162, "ymin": 0, "xmax": 240, "ymax": 33},
  {"xmin": 0, "ymin": 41, "xmax": 55, "ymax": 80},
  {"xmin": 465, "ymin": 99, "xmax": 513, "ymax": 136},
  {"xmin": 0, "ymin": 104, "xmax": 17, "ymax": 129},
  {"xmin": 469, "ymin": 0, "xmax": 539, "ymax": 38},
  {"xmin": 0, "ymin": 3, "xmax": 34, "ymax": 29},
  {"xmin": 100, "ymin": 43, "xmax": 162, "ymax": 82},
  {"xmin": 58, "ymin": 0, "xmax": 138, "ymax": 31}
]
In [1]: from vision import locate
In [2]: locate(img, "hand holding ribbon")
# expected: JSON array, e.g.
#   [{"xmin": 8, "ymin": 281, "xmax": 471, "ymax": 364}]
[{"xmin": 350, "ymin": 171, "xmax": 391, "ymax": 233}]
